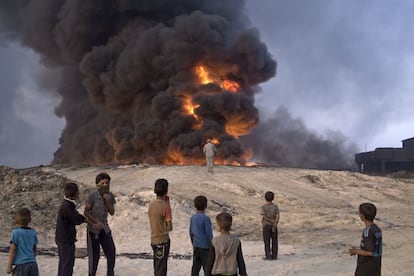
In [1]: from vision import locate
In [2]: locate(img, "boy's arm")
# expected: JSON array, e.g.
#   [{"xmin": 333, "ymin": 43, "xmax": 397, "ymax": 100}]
[
  {"xmin": 262, "ymin": 215, "xmax": 275, "ymax": 224},
  {"xmin": 6, "ymin": 243, "xmax": 16, "ymax": 274},
  {"xmin": 261, "ymin": 206, "xmax": 276, "ymax": 224},
  {"xmin": 166, "ymin": 220, "xmax": 172, "ymax": 231},
  {"xmin": 205, "ymin": 245, "xmax": 215, "ymax": 276},
  {"xmin": 237, "ymin": 242, "xmax": 247, "ymax": 276},
  {"xmin": 102, "ymin": 193, "xmax": 115, "ymax": 216},
  {"xmin": 349, "ymin": 230, "xmax": 377, "ymax": 257},
  {"xmin": 189, "ymin": 222, "xmax": 193, "ymax": 243},
  {"xmin": 275, "ymin": 209, "xmax": 280, "ymax": 225},
  {"xmin": 84, "ymin": 203, "xmax": 104, "ymax": 230},
  {"xmin": 63, "ymin": 205, "xmax": 87, "ymax": 226},
  {"xmin": 272, "ymin": 211, "xmax": 280, "ymax": 232},
  {"xmin": 165, "ymin": 199, "xmax": 173, "ymax": 231},
  {"xmin": 349, "ymin": 247, "xmax": 374, "ymax": 257},
  {"xmin": 205, "ymin": 218, "xmax": 213, "ymax": 243}
]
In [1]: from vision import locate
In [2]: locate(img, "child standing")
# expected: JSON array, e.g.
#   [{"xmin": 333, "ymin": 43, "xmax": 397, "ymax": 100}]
[
  {"xmin": 55, "ymin": 182, "xmax": 92, "ymax": 276},
  {"xmin": 260, "ymin": 191, "xmax": 279, "ymax": 260},
  {"xmin": 6, "ymin": 208, "xmax": 39, "ymax": 275},
  {"xmin": 189, "ymin": 195, "xmax": 213, "ymax": 276},
  {"xmin": 206, "ymin": 212, "xmax": 247, "ymax": 276},
  {"xmin": 84, "ymin": 172, "xmax": 116, "ymax": 276},
  {"xmin": 349, "ymin": 202, "xmax": 382, "ymax": 276},
  {"xmin": 148, "ymin": 178, "xmax": 173, "ymax": 276}
]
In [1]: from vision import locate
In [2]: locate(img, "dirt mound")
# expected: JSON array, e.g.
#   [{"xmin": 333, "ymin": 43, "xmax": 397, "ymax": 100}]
[{"xmin": 0, "ymin": 166, "xmax": 92, "ymax": 244}]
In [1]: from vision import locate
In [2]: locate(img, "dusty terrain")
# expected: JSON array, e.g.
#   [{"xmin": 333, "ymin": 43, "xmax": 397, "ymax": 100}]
[{"xmin": 0, "ymin": 164, "xmax": 413, "ymax": 275}]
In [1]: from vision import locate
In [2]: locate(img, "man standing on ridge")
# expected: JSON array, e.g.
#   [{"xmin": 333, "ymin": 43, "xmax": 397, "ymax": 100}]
[{"xmin": 203, "ymin": 139, "xmax": 216, "ymax": 173}]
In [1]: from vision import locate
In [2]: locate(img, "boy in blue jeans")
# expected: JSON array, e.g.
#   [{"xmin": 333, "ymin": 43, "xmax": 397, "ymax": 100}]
[
  {"xmin": 6, "ymin": 208, "xmax": 39, "ymax": 275},
  {"xmin": 189, "ymin": 195, "xmax": 213, "ymax": 276}
]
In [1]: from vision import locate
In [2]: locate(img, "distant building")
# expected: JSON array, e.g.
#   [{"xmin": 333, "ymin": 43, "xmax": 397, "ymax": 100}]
[{"xmin": 355, "ymin": 137, "xmax": 414, "ymax": 174}]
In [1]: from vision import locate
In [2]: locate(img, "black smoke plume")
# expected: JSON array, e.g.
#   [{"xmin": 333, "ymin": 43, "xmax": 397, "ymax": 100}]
[
  {"xmin": 0, "ymin": 0, "xmax": 355, "ymax": 168},
  {"xmin": 240, "ymin": 107, "xmax": 357, "ymax": 169}
]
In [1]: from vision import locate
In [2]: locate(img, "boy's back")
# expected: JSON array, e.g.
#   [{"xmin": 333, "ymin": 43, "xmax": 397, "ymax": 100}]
[
  {"xmin": 55, "ymin": 199, "xmax": 85, "ymax": 244},
  {"xmin": 210, "ymin": 234, "xmax": 242, "ymax": 275},
  {"xmin": 260, "ymin": 202, "xmax": 279, "ymax": 226},
  {"xmin": 356, "ymin": 224, "xmax": 382, "ymax": 275},
  {"xmin": 10, "ymin": 227, "xmax": 38, "ymax": 264},
  {"xmin": 349, "ymin": 202, "xmax": 382, "ymax": 276},
  {"xmin": 148, "ymin": 198, "xmax": 172, "ymax": 243},
  {"xmin": 206, "ymin": 212, "xmax": 247, "ymax": 276},
  {"xmin": 190, "ymin": 212, "xmax": 213, "ymax": 249}
]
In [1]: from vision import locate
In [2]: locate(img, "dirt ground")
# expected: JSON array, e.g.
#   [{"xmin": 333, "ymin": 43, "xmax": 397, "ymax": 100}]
[{"xmin": 0, "ymin": 164, "xmax": 413, "ymax": 275}]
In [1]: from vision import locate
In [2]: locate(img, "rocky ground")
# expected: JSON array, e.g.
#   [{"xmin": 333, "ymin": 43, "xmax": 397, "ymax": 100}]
[{"xmin": 0, "ymin": 164, "xmax": 413, "ymax": 275}]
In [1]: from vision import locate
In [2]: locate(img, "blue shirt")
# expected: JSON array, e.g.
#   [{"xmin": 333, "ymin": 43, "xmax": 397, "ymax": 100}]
[
  {"xmin": 10, "ymin": 227, "xmax": 38, "ymax": 265},
  {"xmin": 189, "ymin": 212, "xmax": 213, "ymax": 249}
]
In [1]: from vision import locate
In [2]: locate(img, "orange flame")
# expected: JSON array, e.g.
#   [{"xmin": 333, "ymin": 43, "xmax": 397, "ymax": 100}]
[
  {"xmin": 166, "ymin": 148, "xmax": 205, "ymax": 165},
  {"xmin": 166, "ymin": 149, "xmax": 185, "ymax": 165},
  {"xmin": 194, "ymin": 65, "xmax": 212, "ymax": 85},
  {"xmin": 182, "ymin": 96, "xmax": 202, "ymax": 129},
  {"xmin": 211, "ymin": 137, "xmax": 220, "ymax": 144},
  {"xmin": 221, "ymin": 79, "xmax": 240, "ymax": 93},
  {"xmin": 163, "ymin": 65, "xmax": 256, "ymax": 166},
  {"xmin": 166, "ymin": 140, "xmax": 256, "ymax": 166},
  {"xmin": 225, "ymin": 115, "xmax": 258, "ymax": 138},
  {"xmin": 194, "ymin": 65, "xmax": 240, "ymax": 93},
  {"xmin": 105, "ymin": 132, "xmax": 134, "ymax": 165},
  {"xmin": 183, "ymin": 97, "xmax": 200, "ymax": 117}
]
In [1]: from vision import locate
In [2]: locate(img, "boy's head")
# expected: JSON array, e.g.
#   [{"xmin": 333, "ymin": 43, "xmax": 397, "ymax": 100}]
[
  {"xmin": 194, "ymin": 195, "xmax": 207, "ymax": 211},
  {"xmin": 95, "ymin": 172, "xmax": 111, "ymax": 195},
  {"xmin": 154, "ymin": 178, "xmax": 169, "ymax": 197},
  {"xmin": 95, "ymin": 172, "xmax": 111, "ymax": 184},
  {"xmin": 265, "ymin": 191, "xmax": 274, "ymax": 202},
  {"xmin": 64, "ymin": 182, "xmax": 79, "ymax": 199},
  {"xmin": 359, "ymin": 202, "xmax": 377, "ymax": 221},
  {"xmin": 216, "ymin": 212, "xmax": 232, "ymax": 232},
  {"xmin": 15, "ymin": 208, "xmax": 31, "ymax": 226}
]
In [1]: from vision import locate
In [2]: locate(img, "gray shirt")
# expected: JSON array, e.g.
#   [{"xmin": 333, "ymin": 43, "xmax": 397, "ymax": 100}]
[
  {"xmin": 260, "ymin": 202, "xmax": 279, "ymax": 227},
  {"xmin": 86, "ymin": 191, "xmax": 116, "ymax": 234},
  {"xmin": 203, "ymin": 142, "xmax": 216, "ymax": 158}
]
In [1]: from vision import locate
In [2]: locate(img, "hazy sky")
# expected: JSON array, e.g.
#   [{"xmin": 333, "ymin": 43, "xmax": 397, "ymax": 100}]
[
  {"xmin": 246, "ymin": 1, "xmax": 414, "ymax": 151},
  {"xmin": 1, "ymin": 0, "xmax": 413, "ymax": 168}
]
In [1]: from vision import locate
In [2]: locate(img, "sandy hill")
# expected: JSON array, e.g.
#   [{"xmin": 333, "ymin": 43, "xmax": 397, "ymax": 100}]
[{"xmin": 0, "ymin": 164, "xmax": 413, "ymax": 275}]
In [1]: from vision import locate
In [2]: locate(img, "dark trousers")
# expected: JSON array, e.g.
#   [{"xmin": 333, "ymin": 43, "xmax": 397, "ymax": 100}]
[
  {"xmin": 57, "ymin": 242, "xmax": 75, "ymax": 276},
  {"xmin": 151, "ymin": 239, "xmax": 170, "ymax": 276},
  {"xmin": 191, "ymin": 247, "xmax": 209, "ymax": 276},
  {"xmin": 263, "ymin": 225, "xmax": 278, "ymax": 259},
  {"xmin": 87, "ymin": 230, "xmax": 116, "ymax": 276},
  {"xmin": 12, "ymin": 262, "xmax": 39, "ymax": 276}
]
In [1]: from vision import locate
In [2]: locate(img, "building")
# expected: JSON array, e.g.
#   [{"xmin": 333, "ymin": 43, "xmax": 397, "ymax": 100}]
[{"xmin": 355, "ymin": 137, "xmax": 414, "ymax": 174}]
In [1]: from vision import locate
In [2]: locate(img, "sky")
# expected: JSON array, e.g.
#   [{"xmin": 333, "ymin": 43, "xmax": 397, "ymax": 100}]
[{"xmin": 1, "ymin": 0, "xmax": 413, "ymax": 168}]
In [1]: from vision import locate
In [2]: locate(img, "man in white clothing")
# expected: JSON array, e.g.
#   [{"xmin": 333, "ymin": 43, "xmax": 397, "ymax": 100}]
[{"xmin": 203, "ymin": 139, "xmax": 216, "ymax": 173}]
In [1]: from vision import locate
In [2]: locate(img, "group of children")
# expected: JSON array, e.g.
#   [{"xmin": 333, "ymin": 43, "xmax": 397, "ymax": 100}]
[{"xmin": 6, "ymin": 172, "xmax": 382, "ymax": 276}]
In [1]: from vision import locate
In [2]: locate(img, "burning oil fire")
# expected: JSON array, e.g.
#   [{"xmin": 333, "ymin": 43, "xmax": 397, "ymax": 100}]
[
  {"xmin": 4, "ymin": 2, "xmax": 277, "ymax": 167},
  {"xmin": 194, "ymin": 65, "xmax": 240, "ymax": 93},
  {"xmin": 182, "ymin": 96, "xmax": 202, "ymax": 129},
  {"xmin": 1, "ymin": 2, "xmax": 353, "ymax": 170},
  {"xmin": 168, "ymin": 65, "xmax": 255, "ymax": 165}
]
